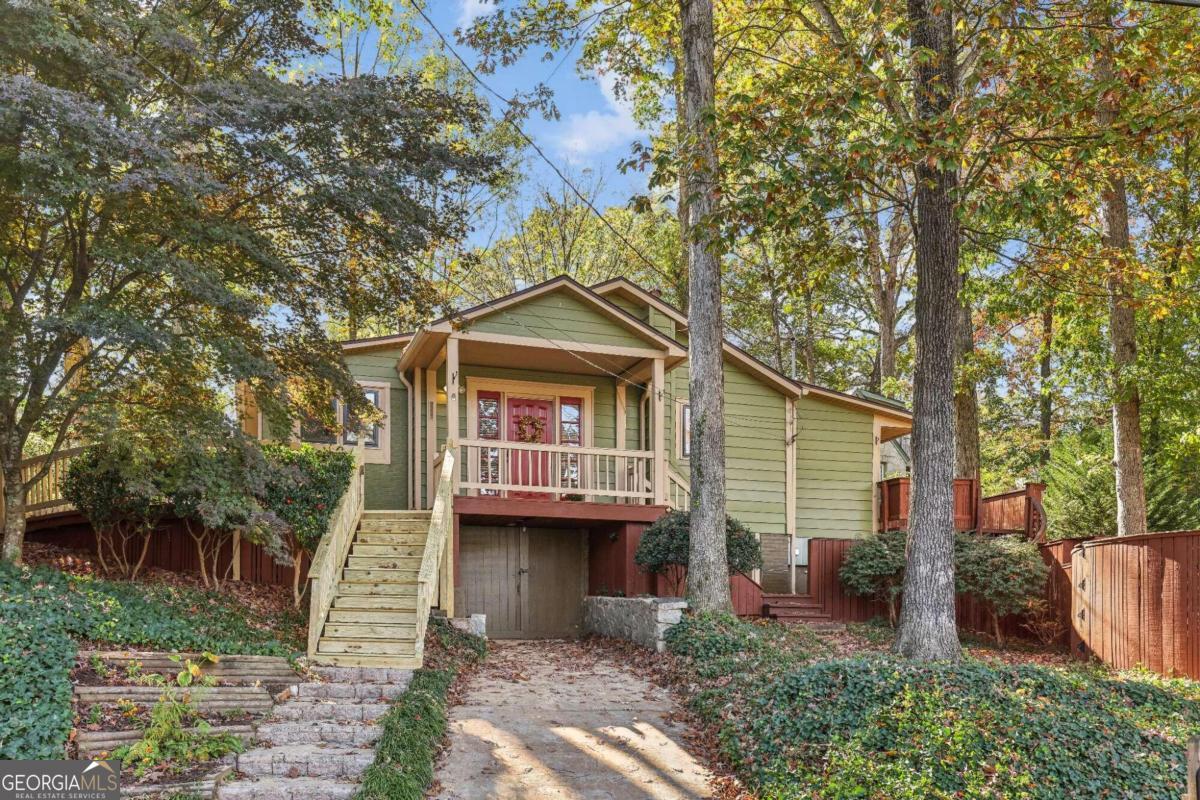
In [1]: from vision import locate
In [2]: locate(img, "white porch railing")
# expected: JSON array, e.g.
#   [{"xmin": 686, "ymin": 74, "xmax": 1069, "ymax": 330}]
[
  {"xmin": 667, "ymin": 467, "xmax": 690, "ymax": 512},
  {"xmin": 307, "ymin": 442, "xmax": 366, "ymax": 658},
  {"xmin": 457, "ymin": 438, "xmax": 655, "ymax": 503}
]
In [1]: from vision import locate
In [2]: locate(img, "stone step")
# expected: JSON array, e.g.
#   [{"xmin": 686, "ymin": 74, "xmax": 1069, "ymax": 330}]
[
  {"xmin": 349, "ymin": 543, "xmax": 424, "ymax": 558},
  {"xmin": 311, "ymin": 666, "xmax": 415, "ymax": 685},
  {"xmin": 332, "ymin": 593, "xmax": 418, "ymax": 610},
  {"xmin": 327, "ymin": 608, "xmax": 417, "ymax": 625},
  {"xmin": 316, "ymin": 638, "xmax": 417, "ymax": 657},
  {"xmin": 218, "ymin": 776, "xmax": 361, "ymax": 800},
  {"xmin": 236, "ymin": 744, "xmax": 375, "ymax": 779},
  {"xmin": 354, "ymin": 532, "xmax": 427, "ymax": 545},
  {"xmin": 284, "ymin": 682, "xmax": 404, "ymax": 701},
  {"xmin": 323, "ymin": 623, "xmax": 416, "ymax": 640},
  {"xmin": 341, "ymin": 567, "xmax": 419, "ymax": 583},
  {"xmin": 256, "ymin": 720, "xmax": 381, "ymax": 748},
  {"xmin": 77, "ymin": 725, "xmax": 254, "ymax": 758},
  {"xmin": 335, "ymin": 580, "xmax": 418, "ymax": 596},
  {"xmin": 270, "ymin": 700, "xmax": 390, "ymax": 723},
  {"xmin": 345, "ymin": 554, "xmax": 423, "ymax": 570},
  {"xmin": 125, "ymin": 764, "xmax": 234, "ymax": 797}
]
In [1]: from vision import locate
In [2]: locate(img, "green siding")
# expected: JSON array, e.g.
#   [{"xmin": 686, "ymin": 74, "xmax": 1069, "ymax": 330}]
[
  {"xmin": 794, "ymin": 395, "xmax": 874, "ymax": 538},
  {"xmin": 344, "ymin": 348, "xmax": 409, "ymax": 511},
  {"xmin": 607, "ymin": 294, "xmax": 647, "ymax": 322},
  {"xmin": 467, "ymin": 289, "xmax": 651, "ymax": 349},
  {"xmin": 648, "ymin": 307, "xmax": 676, "ymax": 339}
]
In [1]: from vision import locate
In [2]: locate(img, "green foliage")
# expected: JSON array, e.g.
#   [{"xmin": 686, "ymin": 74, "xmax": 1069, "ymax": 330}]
[
  {"xmin": 634, "ymin": 511, "xmax": 763, "ymax": 592},
  {"xmin": 0, "ymin": 561, "xmax": 293, "ymax": 759},
  {"xmin": 955, "ymin": 534, "xmax": 1048, "ymax": 643},
  {"xmin": 838, "ymin": 530, "xmax": 908, "ymax": 625},
  {"xmin": 1044, "ymin": 434, "xmax": 1200, "ymax": 540},
  {"xmin": 114, "ymin": 687, "xmax": 244, "ymax": 779},
  {"xmin": 667, "ymin": 615, "xmax": 1200, "ymax": 800},
  {"xmin": 356, "ymin": 618, "xmax": 485, "ymax": 800},
  {"xmin": 260, "ymin": 444, "xmax": 355, "ymax": 554}
]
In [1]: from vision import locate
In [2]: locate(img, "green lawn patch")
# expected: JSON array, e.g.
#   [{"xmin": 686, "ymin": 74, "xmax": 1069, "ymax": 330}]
[
  {"xmin": 0, "ymin": 561, "xmax": 295, "ymax": 759},
  {"xmin": 356, "ymin": 618, "xmax": 486, "ymax": 800},
  {"xmin": 666, "ymin": 613, "xmax": 1200, "ymax": 800}
]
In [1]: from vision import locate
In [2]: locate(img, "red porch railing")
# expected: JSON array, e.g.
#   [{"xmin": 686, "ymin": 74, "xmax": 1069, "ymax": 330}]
[{"xmin": 877, "ymin": 477, "xmax": 1046, "ymax": 539}]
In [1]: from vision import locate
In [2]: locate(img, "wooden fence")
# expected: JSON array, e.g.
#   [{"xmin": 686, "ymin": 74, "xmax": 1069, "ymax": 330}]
[{"xmin": 1071, "ymin": 530, "xmax": 1200, "ymax": 679}]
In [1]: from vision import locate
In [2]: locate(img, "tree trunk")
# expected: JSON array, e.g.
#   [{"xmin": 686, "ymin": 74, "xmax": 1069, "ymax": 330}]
[
  {"xmin": 878, "ymin": 302, "xmax": 898, "ymax": 387},
  {"xmin": 1096, "ymin": 33, "xmax": 1148, "ymax": 538},
  {"xmin": 674, "ymin": 54, "xmax": 691, "ymax": 314},
  {"xmin": 1039, "ymin": 303, "xmax": 1053, "ymax": 467},
  {"xmin": 893, "ymin": 0, "xmax": 961, "ymax": 662},
  {"xmin": 1, "ymin": 462, "xmax": 25, "ymax": 564},
  {"xmin": 953, "ymin": 296, "xmax": 979, "ymax": 480},
  {"xmin": 679, "ymin": 0, "xmax": 730, "ymax": 613}
]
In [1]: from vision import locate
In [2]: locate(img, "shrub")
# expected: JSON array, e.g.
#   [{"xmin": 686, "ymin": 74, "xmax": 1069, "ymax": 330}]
[
  {"xmin": 634, "ymin": 511, "xmax": 762, "ymax": 595},
  {"xmin": 955, "ymin": 533, "xmax": 1048, "ymax": 645},
  {"xmin": 260, "ymin": 444, "xmax": 355, "ymax": 605},
  {"xmin": 838, "ymin": 530, "xmax": 907, "ymax": 625},
  {"xmin": 356, "ymin": 618, "xmax": 485, "ymax": 800},
  {"xmin": 61, "ymin": 441, "xmax": 170, "ymax": 579}
]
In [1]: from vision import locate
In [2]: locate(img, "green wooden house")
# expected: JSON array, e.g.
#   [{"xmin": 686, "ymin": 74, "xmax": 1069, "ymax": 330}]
[{"xmin": 240, "ymin": 275, "xmax": 911, "ymax": 665}]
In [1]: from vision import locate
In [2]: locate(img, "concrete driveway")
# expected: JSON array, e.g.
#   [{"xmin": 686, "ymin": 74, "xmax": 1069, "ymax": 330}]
[{"xmin": 432, "ymin": 640, "xmax": 716, "ymax": 800}]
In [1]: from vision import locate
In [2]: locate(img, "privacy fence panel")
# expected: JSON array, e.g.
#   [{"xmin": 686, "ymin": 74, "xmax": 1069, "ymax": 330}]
[{"xmin": 1071, "ymin": 530, "xmax": 1200, "ymax": 679}]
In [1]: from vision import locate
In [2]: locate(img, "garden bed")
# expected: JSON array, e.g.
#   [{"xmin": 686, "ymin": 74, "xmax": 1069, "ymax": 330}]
[{"xmin": 660, "ymin": 614, "xmax": 1200, "ymax": 800}]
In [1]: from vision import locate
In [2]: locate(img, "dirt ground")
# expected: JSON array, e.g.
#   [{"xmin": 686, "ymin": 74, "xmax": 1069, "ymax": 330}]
[{"xmin": 432, "ymin": 640, "xmax": 718, "ymax": 800}]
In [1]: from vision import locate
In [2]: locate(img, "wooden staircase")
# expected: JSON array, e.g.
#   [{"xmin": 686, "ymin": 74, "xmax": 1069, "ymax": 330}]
[
  {"xmin": 762, "ymin": 593, "xmax": 834, "ymax": 626},
  {"xmin": 313, "ymin": 510, "xmax": 432, "ymax": 668}
]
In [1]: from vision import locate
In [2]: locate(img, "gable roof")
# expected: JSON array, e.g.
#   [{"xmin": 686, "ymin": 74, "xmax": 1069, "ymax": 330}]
[
  {"xmin": 339, "ymin": 332, "xmax": 414, "ymax": 353},
  {"xmin": 593, "ymin": 277, "xmax": 912, "ymax": 422}
]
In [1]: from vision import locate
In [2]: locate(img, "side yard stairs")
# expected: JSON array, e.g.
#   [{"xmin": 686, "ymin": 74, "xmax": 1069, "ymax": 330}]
[
  {"xmin": 313, "ymin": 510, "xmax": 432, "ymax": 668},
  {"xmin": 763, "ymin": 593, "xmax": 835, "ymax": 627}
]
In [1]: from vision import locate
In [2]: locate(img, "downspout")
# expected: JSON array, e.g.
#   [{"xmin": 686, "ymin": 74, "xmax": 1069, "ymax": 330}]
[{"xmin": 397, "ymin": 367, "xmax": 414, "ymax": 510}]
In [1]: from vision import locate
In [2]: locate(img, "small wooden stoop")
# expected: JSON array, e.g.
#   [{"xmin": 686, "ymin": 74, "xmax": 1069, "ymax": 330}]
[
  {"xmin": 762, "ymin": 594, "xmax": 840, "ymax": 629},
  {"xmin": 312, "ymin": 510, "xmax": 431, "ymax": 668}
]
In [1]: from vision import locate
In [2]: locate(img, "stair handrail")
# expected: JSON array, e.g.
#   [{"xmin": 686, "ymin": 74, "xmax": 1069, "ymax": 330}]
[
  {"xmin": 415, "ymin": 445, "xmax": 455, "ymax": 662},
  {"xmin": 666, "ymin": 466, "xmax": 690, "ymax": 512},
  {"xmin": 307, "ymin": 441, "xmax": 366, "ymax": 658}
]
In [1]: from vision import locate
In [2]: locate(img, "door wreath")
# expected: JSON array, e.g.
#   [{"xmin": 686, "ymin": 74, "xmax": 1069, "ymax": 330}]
[{"xmin": 514, "ymin": 414, "xmax": 546, "ymax": 443}]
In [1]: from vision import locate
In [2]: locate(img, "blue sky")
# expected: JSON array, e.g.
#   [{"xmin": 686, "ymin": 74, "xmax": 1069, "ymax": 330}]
[{"xmin": 423, "ymin": 1, "xmax": 651, "ymax": 237}]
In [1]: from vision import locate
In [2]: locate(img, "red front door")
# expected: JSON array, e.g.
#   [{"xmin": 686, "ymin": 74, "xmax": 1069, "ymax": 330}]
[{"xmin": 507, "ymin": 397, "xmax": 554, "ymax": 498}]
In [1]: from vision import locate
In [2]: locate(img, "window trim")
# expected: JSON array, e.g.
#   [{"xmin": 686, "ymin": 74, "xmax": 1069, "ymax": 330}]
[
  {"xmin": 295, "ymin": 380, "xmax": 392, "ymax": 465},
  {"xmin": 465, "ymin": 377, "xmax": 595, "ymax": 448},
  {"xmin": 676, "ymin": 400, "xmax": 691, "ymax": 460}
]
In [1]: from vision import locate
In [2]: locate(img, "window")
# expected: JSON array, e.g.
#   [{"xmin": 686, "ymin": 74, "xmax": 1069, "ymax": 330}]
[
  {"xmin": 298, "ymin": 383, "xmax": 390, "ymax": 464},
  {"xmin": 680, "ymin": 403, "xmax": 691, "ymax": 458},
  {"xmin": 559, "ymin": 397, "xmax": 583, "ymax": 489},
  {"xmin": 477, "ymin": 391, "xmax": 501, "ymax": 492}
]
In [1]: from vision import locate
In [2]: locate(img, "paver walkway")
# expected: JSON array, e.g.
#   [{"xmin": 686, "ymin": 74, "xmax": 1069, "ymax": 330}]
[{"xmin": 433, "ymin": 640, "xmax": 716, "ymax": 800}]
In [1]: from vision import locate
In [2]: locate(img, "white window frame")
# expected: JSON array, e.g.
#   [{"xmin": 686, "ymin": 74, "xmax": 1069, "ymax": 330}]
[
  {"xmin": 295, "ymin": 380, "xmax": 391, "ymax": 465},
  {"xmin": 676, "ymin": 401, "xmax": 691, "ymax": 460},
  {"xmin": 465, "ymin": 377, "xmax": 595, "ymax": 447}
]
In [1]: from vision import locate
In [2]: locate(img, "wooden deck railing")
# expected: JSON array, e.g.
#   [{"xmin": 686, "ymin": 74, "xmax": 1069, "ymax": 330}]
[
  {"xmin": 306, "ymin": 443, "xmax": 366, "ymax": 658},
  {"xmin": 979, "ymin": 483, "xmax": 1047, "ymax": 540},
  {"xmin": 666, "ymin": 467, "xmax": 690, "ymax": 512},
  {"xmin": 456, "ymin": 438, "xmax": 655, "ymax": 503},
  {"xmin": 0, "ymin": 446, "xmax": 85, "ymax": 522},
  {"xmin": 415, "ymin": 446, "xmax": 456, "ymax": 664},
  {"xmin": 877, "ymin": 477, "xmax": 1047, "ymax": 539}
]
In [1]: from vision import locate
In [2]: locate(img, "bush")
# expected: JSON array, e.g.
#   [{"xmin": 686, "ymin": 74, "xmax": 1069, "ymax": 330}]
[
  {"xmin": 838, "ymin": 530, "xmax": 907, "ymax": 625},
  {"xmin": 0, "ymin": 561, "xmax": 294, "ymax": 759},
  {"xmin": 356, "ymin": 618, "xmax": 485, "ymax": 800},
  {"xmin": 634, "ymin": 511, "xmax": 762, "ymax": 594},
  {"xmin": 61, "ymin": 440, "xmax": 170, "ymax": 579},
  {"xmin": 955, "ymin": 534, "xmax": 1048, "ymax": 645}
]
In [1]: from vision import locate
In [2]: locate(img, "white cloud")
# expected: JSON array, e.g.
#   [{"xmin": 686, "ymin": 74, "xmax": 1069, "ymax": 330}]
[
  {"xmin": 554, "ymin": 71, "xmax": 640, "ymax": 160},
  {"xmin": 458, "ymin": 0, "xmax": 494, "ymax": 30}
]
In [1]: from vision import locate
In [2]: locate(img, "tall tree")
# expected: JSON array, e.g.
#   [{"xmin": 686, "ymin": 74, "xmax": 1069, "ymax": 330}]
[
  {"xmin": 0, "ymin": 0, "xmax": 501, "ymax": 561},
  {"xmin": 679, "ymin": 0, "xmax": 731, "ymax": 612},
  {"xmin": 893, "ymin": 0, "xmax": 962, "ymax": 661}
]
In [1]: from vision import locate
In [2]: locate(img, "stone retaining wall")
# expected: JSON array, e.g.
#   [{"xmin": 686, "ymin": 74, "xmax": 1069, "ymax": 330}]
[{"xmin": 583, "ymin": 596, "xmax": 687, "ymax": 653}]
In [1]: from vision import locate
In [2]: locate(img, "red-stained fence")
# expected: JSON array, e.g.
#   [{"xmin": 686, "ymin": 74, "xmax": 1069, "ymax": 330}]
[{"xmin": 1071, "ymin": 530, "xmax": 1200, "ymax": 679}]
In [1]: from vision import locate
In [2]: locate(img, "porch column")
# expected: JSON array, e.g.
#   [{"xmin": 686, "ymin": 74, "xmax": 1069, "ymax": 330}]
[
  {"xmin": 786, "ymin": 397, "xmax": 797, "ymax": 594},
  {"xmin": 446, "ymin": 335, "xmax": 460, "ymax": 449},
  {"xmin": 652, "ymin": 357, "xmax": 667, "ymax": 505},
  {"xmin": 425, "ymin": 366, "xmax": 437, "ymax": 505}
]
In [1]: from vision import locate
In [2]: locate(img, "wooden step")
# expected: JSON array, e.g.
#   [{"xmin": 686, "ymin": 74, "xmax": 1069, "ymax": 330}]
[
  {"xmin": 362, "ymin": 510, "xmax": 432, "ymax": 520},
  {"xmin": 316, "ymin": 638, "xmax": 418, "ymax": 656},
  {"xmin": 342, "ymin": 567, "xmax": 419, "ymax": 583},
  {"xmin": 333, "ymin": 594, "xmax": 418, "ymax": 609},
  {"xmin": 358, "ymin": 520, "xmax": 430, "ymax": 533},
  {"xmin": 310, "ymin": 652, "xmax": 422, "ymax": 669},
  {"xmin": 346, "ymin": 554, "xmax": 423, "ymax": 570},
  {"xmin": 355, "ymin": 532, "xmax": 428, "ymax": 545},
  {"xmin": 336, "ymin": 581, "xmax": 418, "ymax": 596},
  {"xmin": 769, "ymin": 606, "xmax": 833, "ymax": 622},
  {"xmin": 77, "ymin": 724, "xmax": 254, "ymax": 759},
  {"xmin": 327, "ymin": 608, "xmax": 417, "ymax": 624},
  {"xmin": 763, "ymin": 596, "xmax": 824, "ymax": 609},
  {"xmin": 323, "ymin": 622, "xmax": 417, "ymax": 640},
  {"xmin": 350, "ymin": 543, "xmax": 424, "ymax": 558}
]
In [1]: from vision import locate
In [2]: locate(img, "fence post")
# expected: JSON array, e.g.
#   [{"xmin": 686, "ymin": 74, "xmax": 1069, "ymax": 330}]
[{"xmin": 1186, "ymin": 736, "xmax": 1200, "ymax": 800}]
